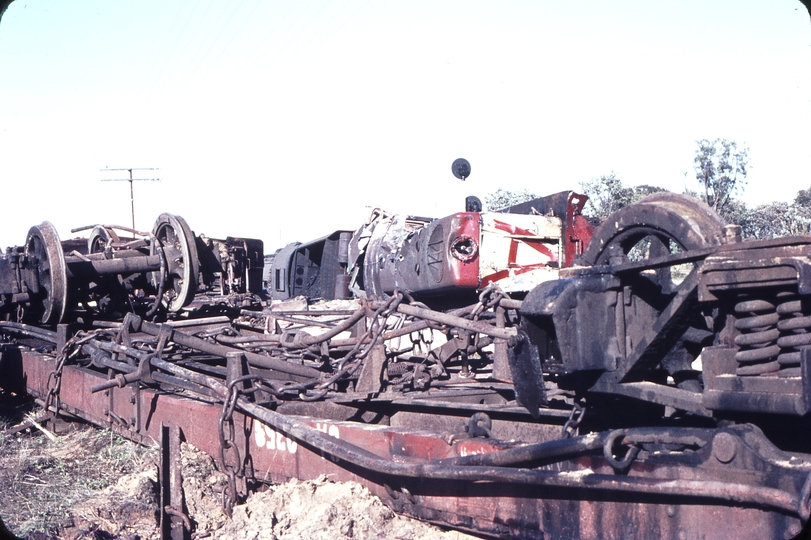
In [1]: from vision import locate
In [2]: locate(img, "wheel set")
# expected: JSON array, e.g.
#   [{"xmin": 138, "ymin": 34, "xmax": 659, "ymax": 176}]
[{"xmin": 15, "ymin": 213, "xmax": 202, "ymax": 324}]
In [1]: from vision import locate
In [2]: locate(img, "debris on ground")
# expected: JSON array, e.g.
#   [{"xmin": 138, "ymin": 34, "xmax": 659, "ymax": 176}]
[
  {"xmin": 0, "ymin": 402, "xmax": 155, "ymax": 539},
  {"xmin": 217, "ymin": 475, "xmax": 477, "ymax": 540},
  {"xmin": 0, "ymin": 400, "xmax": 479, "ymax": 540}
]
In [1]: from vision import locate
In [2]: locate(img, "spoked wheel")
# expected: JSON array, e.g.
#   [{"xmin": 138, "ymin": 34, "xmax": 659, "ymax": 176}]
[
  {"xmin": 87, "ymin": 226, "xmax": 120, "ymax": 254},
  {"xmin": 582, "ymin": 193, "xmax": 726, "ymax": 293},
  {"xmin": 150, "ymin": 213, "xmax": 199, "ymax": 312},
  {"xmin": 25, "ymin": 222, "xmax": 68, "ymax": 325},
  {"xmin": 582, "ymin": 194, "xmax": 727, "ymax": 389}
]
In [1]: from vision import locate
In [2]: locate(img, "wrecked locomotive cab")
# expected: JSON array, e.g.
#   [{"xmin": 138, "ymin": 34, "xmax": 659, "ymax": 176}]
[{"xmin": 267, "ymin": 190, "xmax": 594, "ymax": 306}]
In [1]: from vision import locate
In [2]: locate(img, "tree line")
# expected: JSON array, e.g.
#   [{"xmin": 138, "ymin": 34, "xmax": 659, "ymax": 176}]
[{"xmin": 485, "ymin": 138, "xmax": 811, "ymax": 241}]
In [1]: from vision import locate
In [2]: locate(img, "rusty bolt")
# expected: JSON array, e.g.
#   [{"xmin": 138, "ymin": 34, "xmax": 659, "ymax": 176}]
[
  {"xmin": 666, "ymin": 505, "xmax": 676, "ymax": 517},
  {"xmin": 712, "ymin": 432, "xmax": 738, "ymax": 463}
]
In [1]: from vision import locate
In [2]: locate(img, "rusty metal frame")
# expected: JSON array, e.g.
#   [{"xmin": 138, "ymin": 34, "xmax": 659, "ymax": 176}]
[{"xmin": 4, "ymin": 343, "xmax": 808, "ymax": 539}]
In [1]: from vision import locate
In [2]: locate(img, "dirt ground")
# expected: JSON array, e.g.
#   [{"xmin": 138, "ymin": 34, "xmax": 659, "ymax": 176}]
[{"xmin": 0, "ymin": 395, "xmax": 479, "ymax": 540}]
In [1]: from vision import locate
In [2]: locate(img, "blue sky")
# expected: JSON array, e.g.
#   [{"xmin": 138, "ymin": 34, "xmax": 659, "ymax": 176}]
[{"xmin": 0, "ymin": 1, "xmax": 809, "ymax": 250}]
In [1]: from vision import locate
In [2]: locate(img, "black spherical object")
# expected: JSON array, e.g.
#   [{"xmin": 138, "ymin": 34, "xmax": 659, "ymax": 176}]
[{"xmin": 452, "ymin": 158, "xmax": 471, "ymax": 181}]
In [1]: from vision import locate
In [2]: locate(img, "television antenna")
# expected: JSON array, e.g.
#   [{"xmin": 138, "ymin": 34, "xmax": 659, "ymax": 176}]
[{"xmin": 100, "ymin": 167, "xmax": 160, "ymax": 230}]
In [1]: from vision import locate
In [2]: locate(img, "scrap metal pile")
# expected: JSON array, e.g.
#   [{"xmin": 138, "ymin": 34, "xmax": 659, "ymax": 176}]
[{"xmin": 1, "ymin": 191, "xmax": 810, "ymax": 539}]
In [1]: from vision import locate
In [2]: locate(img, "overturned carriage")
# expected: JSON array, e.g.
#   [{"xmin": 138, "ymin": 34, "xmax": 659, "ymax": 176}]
[{"xmin": 1, "ymin": 192, "xmax": 810, "ymax": 539}]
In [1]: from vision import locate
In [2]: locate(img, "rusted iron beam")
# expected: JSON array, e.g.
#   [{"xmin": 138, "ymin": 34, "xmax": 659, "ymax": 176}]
[
  {"xmin": 395, "ymin": 303, "xmax": 516, "ymax": 340},
  {"xmin": 132, "ymin": 317, "xmax": 323, "ymax": 379},
  {"xmin": 66, "ymin": 254, "xmax": 162, "ymax": 276}
]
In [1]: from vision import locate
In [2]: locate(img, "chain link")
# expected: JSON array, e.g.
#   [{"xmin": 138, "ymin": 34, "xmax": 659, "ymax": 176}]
[
  {"xmin": 218, "ymin": 380, "xmax": 243, "ymax": 517},
  {"xmin": 42, "ymin": 328, "xmax": 118, "ymax": 423},
  {"xmin": 472, "ymin": 284, "xmax": 508, "ymax": 321},
  {"xmin": 43, "ymin": 350, "xmax": 67, "ymax": 417},
  {"xmin": 603, "ymin": 429, "xmax": 641, "ymax": 471},
  {"xmin": 332, "ymin": 294, "xmax": 400, "ymax": 374},
  {"xmin": 43, "ymin": 331, "xmax": 93, "ymax": 416},
  {"xmin": 561, "ymin": 401, "xmax": 585, "ymax": 438}
]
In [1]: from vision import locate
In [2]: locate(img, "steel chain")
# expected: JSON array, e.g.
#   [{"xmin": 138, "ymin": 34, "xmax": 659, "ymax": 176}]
[
  {"xmin": 305, "ymin": 294, "xmax": 404, "ymax": 396},
  {"xmin": 332, "ymin": 294, "xmax": 400, "ymax": 374},
  {"xmin": 43, "ymin": 349, "xmax": 68, "ymax": 416},
  {"xmin": 561, "ymin": 401, "xmax": 585, "ymax": 438},
  {"xmin": 472, "ymin": 284, "xmax": 507, "ymax": 321},
  {"xmin": 218, "ymin": 381, "xmax": 243, "ymax": 517},
  {"xmin": 44, "ymin": 331, "xmax": 97, "ymax": 416}
]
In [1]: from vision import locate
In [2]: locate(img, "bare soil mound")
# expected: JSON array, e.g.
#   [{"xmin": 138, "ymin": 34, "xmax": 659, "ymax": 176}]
[
  {"xmin": 217, "ymin": 475, "xmax": 474, "ymax": 540},
  {"xmin": 0, "ymin": 403, "xmax": 478, "ymax": 540}
]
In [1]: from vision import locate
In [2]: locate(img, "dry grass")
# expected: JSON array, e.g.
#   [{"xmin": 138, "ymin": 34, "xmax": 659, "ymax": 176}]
[{"xmin": 0, "ymin": 394, "xmax": 156, "ymax": 539}]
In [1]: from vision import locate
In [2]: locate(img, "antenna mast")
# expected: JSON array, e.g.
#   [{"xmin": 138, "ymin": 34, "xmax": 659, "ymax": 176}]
[{"xmin": 100, "ymin": 167, "xmax": 160, "ymax": 230}]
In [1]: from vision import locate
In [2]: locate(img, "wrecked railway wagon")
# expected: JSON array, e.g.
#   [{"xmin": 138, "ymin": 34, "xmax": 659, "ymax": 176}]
[{"xmin": 1, "ymin": 192, "xmax": 811, "ymax": 539}]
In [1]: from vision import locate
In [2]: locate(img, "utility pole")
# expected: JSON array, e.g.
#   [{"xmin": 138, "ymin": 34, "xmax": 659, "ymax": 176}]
[{"xmin": 101, "ymin": 167, "xmax": 160, "ymax": 231}]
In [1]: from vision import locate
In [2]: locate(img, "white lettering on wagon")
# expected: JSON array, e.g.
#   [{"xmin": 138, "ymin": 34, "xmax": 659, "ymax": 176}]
[
  {"xmin": 459, "ymin": 446, "xmax": 487, "ymax": 458},
  {"xmin": 253, "ymin": 419, "xmax": 298, "ymax": 454},
  {"xmin": 315, "ymin": 422, "xmax": 340, "ymax": 439},
  {"xmin": 314, "ymin": 422, "xmax": 341, "ymax": 462}
]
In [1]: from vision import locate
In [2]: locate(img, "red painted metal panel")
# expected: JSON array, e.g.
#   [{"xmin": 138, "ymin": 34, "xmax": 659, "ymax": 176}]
[{"xmin": 445, "ymin": 212, "xmax": 482, "ymax": 289}]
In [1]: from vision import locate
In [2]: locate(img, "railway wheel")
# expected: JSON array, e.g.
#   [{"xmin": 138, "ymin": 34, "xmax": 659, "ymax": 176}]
[
  {"xmin": 582, "ymin": 193, "xmax": 726, "ymax": 293},
  {"xmin": 87, "ymin": 225, "xmax": 120, "ymax": 254},
  {"xmin": 149, "ymin": 213, "xmax": 199, "ymax": 312},
  {"xmin": 583, "ymin": 194, "xmax": 727, "ymax": 390},
  {"xmin": 25, "ymin": 222, "xmax": 68, "ymax": 325}
]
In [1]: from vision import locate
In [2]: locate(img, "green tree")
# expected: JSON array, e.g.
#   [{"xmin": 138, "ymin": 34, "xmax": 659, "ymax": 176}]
[
  {"xmin": 795, "ymin": 187, "xmax": 811, "ymax": 207},
  {"xmin": 579, "ymin": 174, "xmax": 667, "ymax": 223},
  {"xmin": 721, "ymin": 186, "xmax": 811, "ymax": 240},
  {"xmin": 693, "ymin": 138, "xmax": 749, "ymax": 215},
  {"xmin": 579, "ymin": 173, "xmax": 633, "ymax": 222},
  {"xmin": 739, "ymin": 202, "xmax": 811, "ymax": 239},
  {"xmin": 633, "ymin": 184, "xmax": 669, "ymax": 201},
  {"xmin": 484, "ymin": 188, "xmax": 538, "ymax": 211},
  {"xmin": 716, "ymin": 197, "xmax": 750, "ymax": 232}
]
